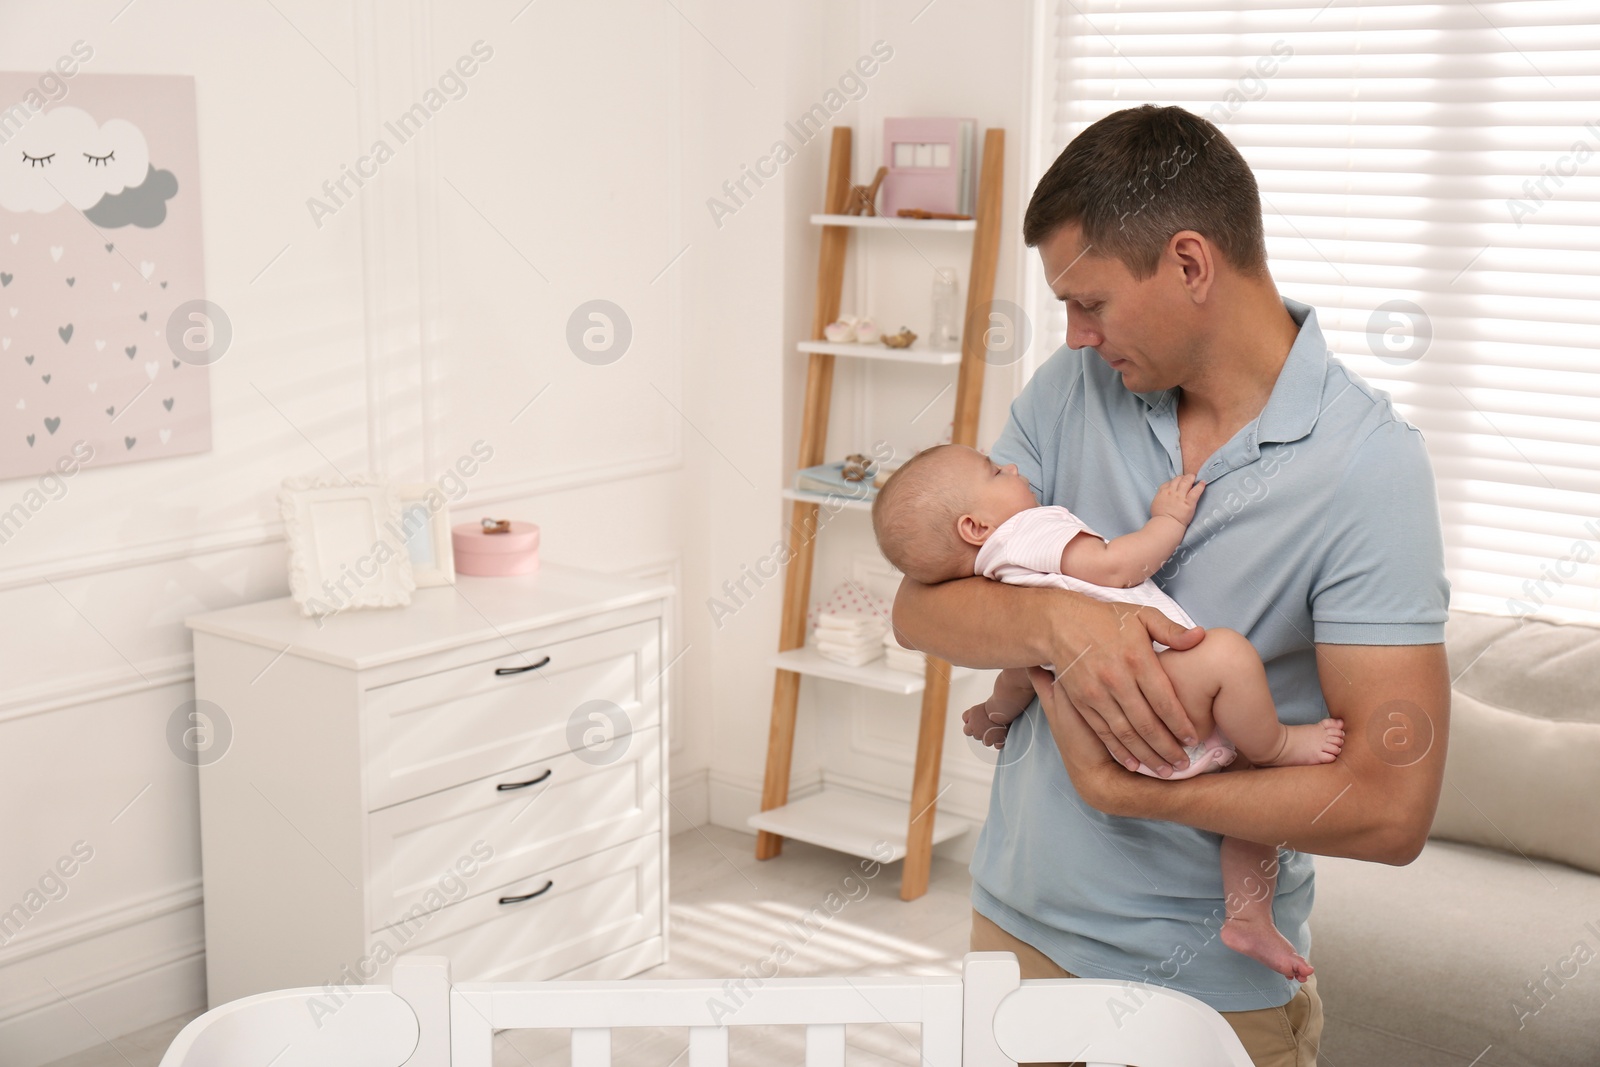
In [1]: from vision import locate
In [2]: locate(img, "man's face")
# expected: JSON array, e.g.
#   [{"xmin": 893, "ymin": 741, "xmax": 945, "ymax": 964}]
[{"xmin": 1036, "ymin": 222, "xmax": 1193, "ymax": 393}]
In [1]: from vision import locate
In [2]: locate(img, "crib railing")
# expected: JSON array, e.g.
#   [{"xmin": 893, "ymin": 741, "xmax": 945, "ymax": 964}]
[{"xmin": 158, "ymin": 952, "xmax": 1255, "ymax": 1067}]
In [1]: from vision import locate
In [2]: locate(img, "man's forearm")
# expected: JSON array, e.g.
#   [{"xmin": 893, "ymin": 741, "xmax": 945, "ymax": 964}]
[
  {"xmin": 1103, "ymin": 762, "xmax": 1399, "ymax": 862},
  {"xmin": 892, "ymin": 575, "xmax": 1077, "ymax": 668},
  {"xmin": 1092, "ymin": 642, "xmax": 1451, "ymax": 865}
]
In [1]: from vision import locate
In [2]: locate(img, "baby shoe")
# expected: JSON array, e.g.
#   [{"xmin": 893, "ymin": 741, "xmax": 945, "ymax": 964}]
[{"xmin": 824, "ymin": 320, "xmax": 856, "ymax": 343}]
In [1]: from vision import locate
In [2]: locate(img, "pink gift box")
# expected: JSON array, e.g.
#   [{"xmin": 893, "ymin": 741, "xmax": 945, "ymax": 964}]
[{"xmin": 451, "ymin": 520, "xmax": 540, "ymax": 576}]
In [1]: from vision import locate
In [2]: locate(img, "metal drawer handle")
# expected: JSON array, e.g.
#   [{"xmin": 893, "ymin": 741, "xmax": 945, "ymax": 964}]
[
  {"xmin": 495, "ymin": 768, "xmax": 552, "ymax": 792},
  {"xmin": 494, "ymin": 655, "xmax": 551, "ymax": 676},
  {"xmin": 498, "ymin": 880, "xmax": 554, "ymax": 906}
]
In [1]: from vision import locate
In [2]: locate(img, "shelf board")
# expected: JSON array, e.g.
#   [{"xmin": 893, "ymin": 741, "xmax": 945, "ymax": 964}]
[
  {"xmin": 748, "ymin": 789, "xmax": 974, "ymax": 863},
  {"xmin": 796, "ymin": 339, "xmax": 961, "ymax": 365},
  {"xmin": 810, "ymin": 213, "xmax": 976, "ymax": 233},
  {"xmin": 771, "ymin": 643, "xmax": 971, "ymax": 695},
  {"xmin": 781, "ymin": 487, "xmax": 873, "ymax": 513}
]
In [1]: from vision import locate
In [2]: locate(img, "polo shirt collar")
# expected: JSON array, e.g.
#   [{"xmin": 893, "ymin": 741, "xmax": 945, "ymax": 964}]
[{"xmin": 1133, "ymin": 297, "xmax": 1327, "ymax": 447}]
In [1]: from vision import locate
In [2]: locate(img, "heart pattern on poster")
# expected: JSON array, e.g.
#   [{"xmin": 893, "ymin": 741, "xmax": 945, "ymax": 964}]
[{"xmin": 0, "ymin": 136, "xmax": 212, "ymax": 479}]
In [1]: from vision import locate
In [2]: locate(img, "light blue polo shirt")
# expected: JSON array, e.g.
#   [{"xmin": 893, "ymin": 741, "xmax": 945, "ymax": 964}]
[{"xmin": 975, "ymin": 297, "xmax": 1449, "ymax": 1012}]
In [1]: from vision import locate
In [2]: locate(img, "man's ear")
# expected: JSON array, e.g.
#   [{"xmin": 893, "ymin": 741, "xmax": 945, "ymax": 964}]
[
  {"xmin": 1169, "ymin": 231, "xmax": 1215, "ymax": 304},
  {"xmin": 956, "ymin": 513, "xmax": 991, "ymax": 547}
]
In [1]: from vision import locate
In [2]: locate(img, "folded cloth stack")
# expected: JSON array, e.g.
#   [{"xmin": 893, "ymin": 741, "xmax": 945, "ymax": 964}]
[
  {"xmin": 881, "ymin": 629, "xmax": 926, "ymax": 674},
  {"xmin": 809, "ymin": 580, "xmax": 891, "ymax": 667},
  {"xmin": 815, "ymin": 612, "xmax": 887, "ymax": 666}
]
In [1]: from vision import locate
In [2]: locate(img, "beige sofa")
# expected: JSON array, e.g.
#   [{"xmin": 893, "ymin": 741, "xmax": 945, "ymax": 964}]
[{"xmin": 1313, "ymin": 610, "xmax": 1600, "ymax": 1067}]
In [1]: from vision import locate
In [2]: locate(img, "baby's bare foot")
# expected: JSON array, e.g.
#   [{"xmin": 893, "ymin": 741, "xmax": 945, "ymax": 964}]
[
  {"xmin": 1268, "ymin": 717, "xmax": 1344, "ymax": 766},
  {"xmin": 1221, "ymin": 917, "xmax": 1315, "ymax": 983},
  {"xmin": 962, "ymin": 704, "xmax": 1013, "ymax": 749}
]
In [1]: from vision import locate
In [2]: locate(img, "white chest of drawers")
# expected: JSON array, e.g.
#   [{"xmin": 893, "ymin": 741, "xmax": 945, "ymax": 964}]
[{"xmin": 184, "ymin": 564, "xmax": 672, "ymax": 1006}]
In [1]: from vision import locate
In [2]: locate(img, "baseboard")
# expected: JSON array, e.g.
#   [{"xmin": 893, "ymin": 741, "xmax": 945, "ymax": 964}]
[
  {"xmin": 668, "ymin": 767, "xmax": 710, "ymax": 833},
  {"xmin": 0, "ymin": 949, "xmax": 204, "ymax": 1067},
  {"xmin": 706, "ymin": 769, "xmax": 820, "ymax": 833}
]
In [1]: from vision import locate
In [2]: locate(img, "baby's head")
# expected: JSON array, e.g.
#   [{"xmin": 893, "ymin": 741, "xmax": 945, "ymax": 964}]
[{"xmin": 872, "ymin": 444, "xmax": 1039, "ymax": 584}]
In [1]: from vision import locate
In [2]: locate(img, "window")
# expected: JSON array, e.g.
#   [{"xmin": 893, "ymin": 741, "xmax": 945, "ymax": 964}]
[{"xmin": 1034, "ymin": 0, "xmax": 1600, "ymax": 621}]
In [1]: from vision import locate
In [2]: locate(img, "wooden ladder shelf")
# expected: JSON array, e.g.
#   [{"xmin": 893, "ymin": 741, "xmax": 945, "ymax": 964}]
[{"xmin": 751, "ymin": 124, "xmax": 1005, "ymax": 900}]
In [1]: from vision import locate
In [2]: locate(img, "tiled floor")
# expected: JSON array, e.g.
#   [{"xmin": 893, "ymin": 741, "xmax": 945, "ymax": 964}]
[{"xmin": 42, "ymin": 825, "xmax": 973, "ymax": 1067}]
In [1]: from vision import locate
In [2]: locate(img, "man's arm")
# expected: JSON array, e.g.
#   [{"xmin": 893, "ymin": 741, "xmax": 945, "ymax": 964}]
[
  {"xmin": 1033, "ymin": 642, "xmax": 1450, "ymax": 864},
  {"xmin": 893, "ymin": 575, "xmax": 1207, "ymax": 774}
]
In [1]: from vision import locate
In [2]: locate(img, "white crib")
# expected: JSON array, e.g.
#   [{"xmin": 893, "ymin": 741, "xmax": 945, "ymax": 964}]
[{"xmin": 157, "ymin": 952, "xmax": 1254, "ymax": 1067}]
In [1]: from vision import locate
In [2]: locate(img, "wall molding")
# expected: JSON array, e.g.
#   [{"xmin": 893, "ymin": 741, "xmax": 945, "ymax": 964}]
[
  {"xmin": 0, "ymin": 523, "xmax": 284, "ymax": 594},
  {"xmin": 0, "ymin": 653, "xmax": 192, "ymax": 726},
  {"xmin": 0, "ymin": 879, "xmax": 202, "ymax": 974}
]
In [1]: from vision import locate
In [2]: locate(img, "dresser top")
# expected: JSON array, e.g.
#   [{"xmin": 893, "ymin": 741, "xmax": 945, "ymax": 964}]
[{"xmin": 184, "ymin": 563, "xmax": 671, "ymax": 671}]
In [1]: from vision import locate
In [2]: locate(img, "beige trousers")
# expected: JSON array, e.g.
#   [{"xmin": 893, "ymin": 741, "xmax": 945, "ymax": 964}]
[{"xmin": 970, "ymin": 910, "xmax": 1323, "ymax": 1067}]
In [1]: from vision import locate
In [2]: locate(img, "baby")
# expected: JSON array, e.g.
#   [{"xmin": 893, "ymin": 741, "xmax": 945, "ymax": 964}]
[{"xmin": 872, "ymin": 443, "xmax": 1344, "ymax": 982}]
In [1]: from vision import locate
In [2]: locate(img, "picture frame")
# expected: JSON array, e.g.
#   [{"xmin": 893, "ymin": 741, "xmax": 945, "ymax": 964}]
[
  {"xmin": 394, "ymin": 483, "xmax": 457, "ymax": 587},
  {"xmin": 278, "ymin": 474, "xmax": 416, "ymax": 619}
]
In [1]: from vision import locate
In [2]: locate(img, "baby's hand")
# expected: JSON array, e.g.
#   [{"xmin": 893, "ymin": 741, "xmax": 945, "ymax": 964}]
[{"xmin": 1150, "ymin": 473, "xmax": 1205, "ymax": 527}]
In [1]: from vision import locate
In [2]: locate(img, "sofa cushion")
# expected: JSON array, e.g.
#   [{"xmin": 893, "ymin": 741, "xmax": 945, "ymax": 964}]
[
  {"xmin": 1445, "ymin": 610, "xmax": 1600, "ymax": 725},
  {"xmin": 1313, "ymin": 839, "xmax": 1600, "ymax": 1067},
  {"xmin": 1429, "ymin": 689, "xmax": 1600, "ymax": 876},
  {"xmin": 1431, "ymin": 611, "xmax": 1600, "ymax": 874}
]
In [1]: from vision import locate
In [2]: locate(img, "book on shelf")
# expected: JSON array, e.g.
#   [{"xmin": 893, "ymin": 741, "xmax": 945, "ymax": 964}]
[
  {"xmin": 881, "ymin": 117, "xmax": 977, "ymax": 218},
  {"xmin": 795, "ymin": 462, "xmax": 878, "ymax": 501}
]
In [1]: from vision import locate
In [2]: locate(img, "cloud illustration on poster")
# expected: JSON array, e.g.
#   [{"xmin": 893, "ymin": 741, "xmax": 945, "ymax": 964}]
[
  {"xmin": 84, "ymin": 165, "xmax": 179, "ymax": 228},
  {"xmin": 0, "ymin": 106, "xmax": 163, "ymax": 220}
]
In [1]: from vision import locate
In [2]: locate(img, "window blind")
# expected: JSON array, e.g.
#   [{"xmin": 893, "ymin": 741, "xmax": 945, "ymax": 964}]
[{"xmin": 1039, "ymin": 0, "xmax": 1600, "ymax": 622}]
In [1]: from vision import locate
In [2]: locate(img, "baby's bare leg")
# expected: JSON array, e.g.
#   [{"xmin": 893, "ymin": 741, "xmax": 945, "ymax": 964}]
[
  {"xmin": 1158, "ymin": 628, "xmax": 1344, "ymax": 766},
  {"xmin": 1219, "ymin": 836, "xmax": 1313, "ymax": 982}
]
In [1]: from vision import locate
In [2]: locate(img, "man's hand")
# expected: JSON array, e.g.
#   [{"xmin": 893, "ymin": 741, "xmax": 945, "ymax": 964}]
[
  {"xmin": 1028, "ymin": 665, "xmax": 1127, "ymax": 805},
  {"xmin": 1150, "ymin": 473, "xmax": 1205, "ymax": 527},
  {"xmin": 1045, "ymin": 600, "xmax": 1205, "ymax": 777}
]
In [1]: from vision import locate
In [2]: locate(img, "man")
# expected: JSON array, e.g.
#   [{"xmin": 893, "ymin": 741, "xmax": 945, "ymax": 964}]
[{"xmin": 892, "ymin": 105, "xmax": 1451, "ymax": 1066}]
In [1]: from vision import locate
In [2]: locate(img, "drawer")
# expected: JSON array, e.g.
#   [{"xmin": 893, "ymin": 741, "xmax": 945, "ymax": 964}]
[
  {"xmin": 377, "ymin": 834, "xmax": 663, "ymax": 983},
  {"xmin": 363, "ymin": 619, "xmax": 659, "ymax": 809},
  {"xmin": 367, "ymin": 726, "xmax": 661, "ymax": 931}
]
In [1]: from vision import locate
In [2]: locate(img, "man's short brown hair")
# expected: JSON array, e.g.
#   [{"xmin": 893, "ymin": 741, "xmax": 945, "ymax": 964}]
[{"xmin": 1023, "ymin": 105, "xmax": 1268, "ymax": 279}]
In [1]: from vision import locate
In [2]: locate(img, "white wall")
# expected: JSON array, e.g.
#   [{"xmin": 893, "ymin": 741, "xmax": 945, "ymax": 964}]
[
  {"xmin": 0, "ymin": 1, "xmax": 710, "ymax": 1062},
  {"xmin": 0, "ymin": 0, "xmax": 1040, "ymax": 1060},
  {"xmin": 696, "ymin": 0, "xmax": 1037, "ymax": 856}
]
